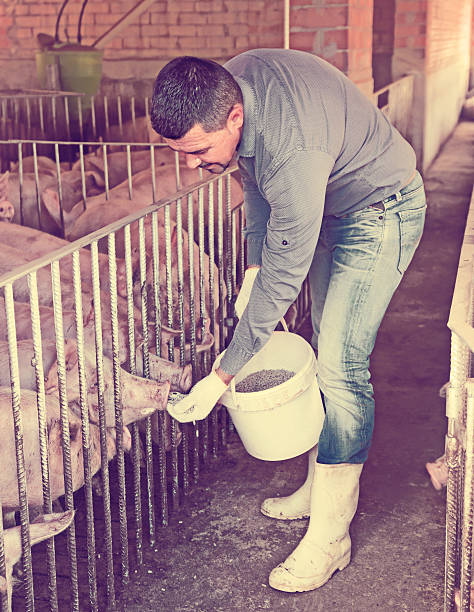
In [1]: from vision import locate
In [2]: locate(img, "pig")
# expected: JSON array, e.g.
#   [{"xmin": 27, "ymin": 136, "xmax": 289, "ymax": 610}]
[
  {"xmin": 0, "ymin": 338, "xmax": 65, "ymax": 392},
  {"xmin": 43, "ymin": 164, "xmax": 243, "ymax": 242},
  {"xmin": 0, "ymin": 173, "xmax": 15, "ymax": 223},
  {"xmin": 1, "ymin": 510, "xmax": 75, "ymax": 612},
  {"xmin": 2, "ymin": 170, "xmax": 103, "ymax": 237},
  {"xmin": 0, "ymin": 222, "xmax": 128, "ymax": 299},
  {"xmin": 0, "ymin": 297, "xmax": 93, "ymax": 344},
  {"xmin": 71, "ymin": 146, "xmax": 178, "ymax": 192},
  {"xmin": 0, "ymin": 242, "xmax": 92, "ymax": 311},
  {"xmin": 44, "ymin": 341, "xmax": 171, "ymax": 429},
  {"xmin": 0, "ymin": 386, "xmax": 131, "ymax": 512},
  {"xmin": 10, "ymin": 155, "xmax": 58, "ymax": 176}
]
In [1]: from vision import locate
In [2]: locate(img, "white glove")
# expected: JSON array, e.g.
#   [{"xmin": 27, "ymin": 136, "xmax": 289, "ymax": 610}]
[
  {"xmin": 234, "ymin": 267, "xmax": 260, "ymax": 319},
  {"xmin": 166, "ymin": 370, "xmax": 229, "ymax": 423}
]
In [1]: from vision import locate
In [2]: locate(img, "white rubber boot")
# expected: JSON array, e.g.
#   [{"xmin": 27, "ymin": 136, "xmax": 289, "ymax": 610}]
[
  {"xmin": 260, "ymin": 446, "xmax": 317, "ymax": 520},
  {"xmin": 269, "ymin": 462, "xmax": 363, "ymax": 592}
]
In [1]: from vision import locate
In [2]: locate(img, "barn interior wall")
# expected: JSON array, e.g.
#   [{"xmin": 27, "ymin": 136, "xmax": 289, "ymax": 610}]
[{"xmin": 0, "ymin": 0, "xmax": 472, "ymax": 169}]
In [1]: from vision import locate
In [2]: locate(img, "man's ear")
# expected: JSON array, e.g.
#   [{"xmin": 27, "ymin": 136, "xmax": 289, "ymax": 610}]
[{"xmin": 227, "ymin": 103, "xmax": 244, "ymax": 130}]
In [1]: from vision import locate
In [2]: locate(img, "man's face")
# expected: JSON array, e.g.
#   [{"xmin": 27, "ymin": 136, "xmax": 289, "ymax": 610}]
[{"xmin": 163, "ymin": 104, "xmax": 244, "ymax": 174}]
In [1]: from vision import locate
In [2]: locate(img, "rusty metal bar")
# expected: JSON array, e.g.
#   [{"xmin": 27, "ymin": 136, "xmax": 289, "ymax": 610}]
[
  {"xmin": 4, "ymin": 286, "xmax": 35, "ymax": 612},
  {"xmin": 51, "ymin": 261, "xmax": 80, "ymax": 612},
  {"xmin": 28, "ymin": 271, "xmax": 58, "ymax": 611},
  {"xmin": 90, "ymin": 240, "xmax": 116, "ymax": 608}
]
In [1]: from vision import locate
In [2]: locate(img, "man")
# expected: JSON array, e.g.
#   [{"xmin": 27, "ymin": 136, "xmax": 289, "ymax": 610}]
[{"xmin": 150, "ymin": 49, "xmax": 426, "ymax": 593}]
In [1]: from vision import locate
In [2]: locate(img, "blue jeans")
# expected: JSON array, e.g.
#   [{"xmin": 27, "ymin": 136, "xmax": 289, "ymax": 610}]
[{"xmin": 309, "ymin": 171, "xmax": 426, "ymax": 464}]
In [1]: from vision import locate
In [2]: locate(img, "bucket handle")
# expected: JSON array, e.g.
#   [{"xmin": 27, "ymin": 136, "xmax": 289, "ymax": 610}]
[{"xmin": 230, "ymin": 317, "xmax": 289, "ymax": 407}]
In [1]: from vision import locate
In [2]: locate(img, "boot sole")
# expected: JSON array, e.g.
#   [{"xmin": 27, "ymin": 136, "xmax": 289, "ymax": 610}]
[
  {"xmin": 269, "ymin": 552, "xmax": 351, "ymax": 592},
  {"xmin": 260, "ymin": 506, "xmax": 310, "ymax": 521}
]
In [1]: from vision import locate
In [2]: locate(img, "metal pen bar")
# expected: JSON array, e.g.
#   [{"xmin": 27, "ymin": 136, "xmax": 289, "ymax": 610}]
[
  {"xmin": 90, "ymin": 241, "xmax": 116, "ymax": 608},
  {"xmin": 139, "ymin": 216, "xmax": 157, "ymax": 550},
  {"xmin": 123, "ymin": 223, "xmax": 143, "ymax": 566},
  {"xmin": 0, "ymin": 504, "xmax": 7, "ymax": 612},
  {"xmin": 28, "ymin": 271, "xmax": 58, "ymax": 611},
  {"xmin": 150, "ymin": 212, "xmax": 169, "ymax": 526},
  {"xmin": 460, "ymin": 379, "xmax": 474, "ymax": 612},
  {"xmin": 107, "ymin": 232, "xmax": 129, "ymax": 586},
  {"xmin": 4, "ymin": 286, "xmax": 35, "ymax": 612},
  {"xmin": 72, "ymin": 251, "xmax": 98, "ymax": 611},
  {"xmin": 51, "ymin": 261, "xmax": 80, "ymax": 612}
]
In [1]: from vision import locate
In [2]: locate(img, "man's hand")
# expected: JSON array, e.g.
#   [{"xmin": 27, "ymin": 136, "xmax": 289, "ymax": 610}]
[
  {"xmin": 166, "ymin": 370, "xmax": 229, "ymax": 423},
  {"xmin": 234, "ymin": 266, "xmax": 260, "ymax": 319}
]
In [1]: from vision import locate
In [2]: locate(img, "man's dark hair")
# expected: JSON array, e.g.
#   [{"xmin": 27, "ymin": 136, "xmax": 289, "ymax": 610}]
[{"xmin": 150, "ymin": 56, "xmax": 243, "ymax": 139}]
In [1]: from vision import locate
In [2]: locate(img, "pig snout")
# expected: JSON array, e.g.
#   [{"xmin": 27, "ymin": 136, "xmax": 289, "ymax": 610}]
[
  {"xmin": 0, "ymin": 199, "xmax": 14, "ymax": 222},
  {"xmin": 120, "ymin": 376, "xmax": 171, "ymax": 425}
]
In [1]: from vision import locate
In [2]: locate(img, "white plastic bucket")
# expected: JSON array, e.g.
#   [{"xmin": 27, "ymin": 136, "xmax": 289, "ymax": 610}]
[{"xmin": 214, "ymin": 331, "xmax": 325, "ymax": 461}]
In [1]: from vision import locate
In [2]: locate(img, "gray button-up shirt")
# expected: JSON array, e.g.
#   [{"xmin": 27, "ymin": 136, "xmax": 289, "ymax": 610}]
[{"xmin": 219, "ymin": 48, "xmax": 416, "ymax": 375}]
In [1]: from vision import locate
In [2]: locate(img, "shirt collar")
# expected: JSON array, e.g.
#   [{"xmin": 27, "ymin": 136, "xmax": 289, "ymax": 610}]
[{"xmin": 235, "ymin": 76, "xmax": 256, "ymax": 158}]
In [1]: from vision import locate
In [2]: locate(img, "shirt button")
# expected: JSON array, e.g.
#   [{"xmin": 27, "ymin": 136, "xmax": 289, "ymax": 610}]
[
  {"xmin": 282, "ymin": 240, "xmax": 288, "ymax": 246},
  {"xmin": 296, "ymin": 145, "xmax": 302, "ymax": 151}
]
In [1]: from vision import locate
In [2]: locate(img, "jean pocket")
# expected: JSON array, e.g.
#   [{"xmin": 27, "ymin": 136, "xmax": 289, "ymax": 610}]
[{"xmin": 396, "ymin": 205, "xmax": 426, "ymax": 273}]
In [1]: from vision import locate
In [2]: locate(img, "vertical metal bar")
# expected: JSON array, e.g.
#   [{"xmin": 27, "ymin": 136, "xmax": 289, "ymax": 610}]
[
  {"xmin": 51, "ymin": 96, "xmax": 57, "ymax": 135},
  {"xmin": 0, "ymin": 504, "xmax": 7, "ymax": 612},
  {"xmin": 207, "ymin": 181, "xmax": 219, "ymax": 458},
  {"xmin": 28, "ymin": 272, "xmax": 58, "ymax": 612},
  {"xmin": 38, "ymin": 97, "xmax": 45, "ymax": 137},
  {"xmin": 124, "ymin": 223, "xmax": 143, "ymax": 562},
  {"xmin": 164, "ymin": 204, "xmax": 180, "ymax": 509},
  {"xmin": 32, "ymin": 142, "xmax": 43, "ymax": 231},
  {"xmin": 26, "ymin": 98, "xmax": 32, "ymax": 133},
  {"xmin": 90, "ymin": 95, "xmax": 97, "ymax": 140},
  {"xmin": 217, "ymin": 178, "xmax": 225, "ymax": 351},
  {"xmin": 186, "ymin": 192, "xmax": 201, "ymax": 484},
  {"xmin": 174, "ymin": 195, "xmax": 190, "ymax": 495},
  {"xmin": 197, "ymin": 185, "xmax": 210, "ymax": 464},
  {"xmin": 104, "ymin": 96, "xmax": 110, "ymax": 139},
  {"xmin": 77, "ymin": 97, "xmax": 84, "ymax": 141},
  {"xmin": 118, "ymin": 96, "xmax": 123, "ymax": 138},
  {"xmin": 150, "ymin": 212, "xmax": 169, "ymax": 526},
  {"xmin": 4, "ymin": 286, "xmax": 35, "ymax": 612},
  {"xmin": 460, "ymin": 379, "xmax": 474, "ymax": 612},
  {"xmin": 18, "ymin": 142, "xmax": 24, "ymax": 226},
  {"xmin": 51, "ymin": 261, "xmax": 80, "ymax": 612},
  {"xmin": 90, "ymin": 241, "xmax": 116, "ymax": 608},
  {"xmin": 64, "ymin": 97, "xmax": 71, "ymax": 141},
  {"xmin": 72, "ymin": 250, "xmax": 98, "ymax": 611},
  {"xmin": 102, "ymin": 143, "xmax": 110, "ymax": 199},
  {"xmin": 54, "ymin": 143, "xmax": 66, "ymax": 238},
  {"xmin": 107, "ymin": 232, "xmax": 129, "ymax": 586},
  {"xmin": 138, "ymin": 217, "xmax": 156, "ymax": 548},
  {"xmin": 131, "ymin": 96, "xmax": 136, "ymax": 129},
  {"xmin": 444, "ymin": 331, "xmax": 470, "ymax": 612},
  {"xmin": 127, "ymin": 144, "xmax": 133, "ymax": 199},
  {"xmin": 79, "ymin": 143, "xmax": 87, "ymax": 208}
]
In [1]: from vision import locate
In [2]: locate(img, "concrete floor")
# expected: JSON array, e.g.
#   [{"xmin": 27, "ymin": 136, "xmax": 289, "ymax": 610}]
[{"xmin": 118, "ymin": 121, "xmax": 474, "ymax": 612}]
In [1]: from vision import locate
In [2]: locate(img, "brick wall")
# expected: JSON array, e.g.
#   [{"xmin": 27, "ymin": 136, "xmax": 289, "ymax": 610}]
[
  {"xmin": 425, "ymin": 0, "xmax": 472, "ymax": 74},
  {"xmin": 0, "ymin": 0, "xmax": 283, "ymax": 62},
  {"xmin": 289, "ymin": 0, "xmax": 374, "ymax": 94}
]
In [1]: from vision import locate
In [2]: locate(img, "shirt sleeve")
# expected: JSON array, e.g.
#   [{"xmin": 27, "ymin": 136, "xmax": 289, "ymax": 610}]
[
  {"xmin": 239, "ymin": 159, "xmax": 271, "ymax": 266},
  {"xmin": 219, "ymin": 149, "xmax": 334, "ymax": 375}
]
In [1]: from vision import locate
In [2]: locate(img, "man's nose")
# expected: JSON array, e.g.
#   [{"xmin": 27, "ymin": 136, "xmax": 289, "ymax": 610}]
[{"xmin": 185, "ymin": 154, "xmax": 201, "ymax": 169}]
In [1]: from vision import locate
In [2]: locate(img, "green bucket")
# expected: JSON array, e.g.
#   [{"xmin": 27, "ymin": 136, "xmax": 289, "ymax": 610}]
[{"xmin": 36, "ymin": 46, "xmax": 103, "ymax": 115}]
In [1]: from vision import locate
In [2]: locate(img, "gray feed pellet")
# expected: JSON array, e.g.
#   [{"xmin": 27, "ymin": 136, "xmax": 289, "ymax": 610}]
[{"xmin": 235, "ymin": 369, "xmax": 295, "ymax": 393}]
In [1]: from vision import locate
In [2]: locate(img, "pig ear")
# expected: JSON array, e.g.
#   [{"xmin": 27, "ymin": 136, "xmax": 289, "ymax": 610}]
[
  {"xmin": 29, "ymin": 510, "xmax": 75, "ymax": 544},
  {"xmin": 41, "ymin": 188, "xmax": 62, "ymax": 229},
  {"xmin": 0, "ymin": 170, "xmax": 9, "ymax": 202}
]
